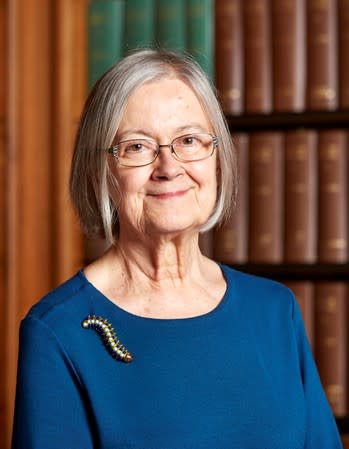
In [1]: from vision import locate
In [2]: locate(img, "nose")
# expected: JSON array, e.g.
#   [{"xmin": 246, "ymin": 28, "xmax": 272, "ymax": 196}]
[{"xmin": 151, "ymin": 144, "xmax": 184, "ymax": 180}]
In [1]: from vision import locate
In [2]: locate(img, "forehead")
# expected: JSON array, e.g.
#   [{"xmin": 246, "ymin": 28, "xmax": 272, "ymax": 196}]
[{"xmin": 120, "ymin": 77, "xmax": 211, "ymax": 132}]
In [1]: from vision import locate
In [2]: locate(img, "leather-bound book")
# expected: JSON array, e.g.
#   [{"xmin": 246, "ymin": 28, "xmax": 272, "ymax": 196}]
[
  {"xmin": 248, "ymin": 132, "xmax": 284, "ymax": 263},
  {"xmin": 284, "ymin": 281, "xmax": 315, "ymax": 349},
  {"xmin": 243, "ymin": 0, "xmax": 272, "ymax": 113},
  {"xmin": 88, "ymin": 0, "xmax": 125, "ymax": 89},
  {"xmin": 156, "ymin": 0, "xmax": 186, "ymax": 53},
  {"xmin": 124, "ymin": 0, "xmax": 156, "ymax": 54},
  {"xmin": 214, "ymin": 133, "xmax": 248, "ymax": 263},
  {"xmin": 187, "ymin": 0, "xmax": 214, "ymax": 80},
  {"xmin": 315, "ymin": 282, "xmax": 347, "ymax": 417},
  {"xmin": 338, "ymin": 0, "xmax": 349, "ymax": 108},
  {"xmin": 318, "ymin": 130, "xmax": 348, "ymax": 263},
  {"xmin": 306, "ymin": 0, "xmax": 338, "ymax": 110},
  {"xmin": 284, "ymin": 130, "xmax": 317, "ymax": 263},
  {"xmin": 271, "ymin": 0, "xmax": 306, "ymax": 112},
  {"xmin": 215, "ymin": 0, "xmax": 243, "ymax": 114}
]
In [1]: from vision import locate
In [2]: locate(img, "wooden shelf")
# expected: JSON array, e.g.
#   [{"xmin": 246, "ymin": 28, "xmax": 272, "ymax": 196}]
[
  {"xmin": 228, "ymin": 263, "xmax": 349, "ymax": 281},
  {"xmin": 226, "ymin": 110, "xmax": 349, "ymax": 131}
]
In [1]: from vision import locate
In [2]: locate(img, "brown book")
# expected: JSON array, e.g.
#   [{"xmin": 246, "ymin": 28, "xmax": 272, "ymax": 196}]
[
  {"xmin": 248, "ymin": 132, "xmax": 284, "ymax": 263},
  {"xmin": 284, "ymin": 130, "xmax": 317, "ymax": 263},
  {"xmin": 338, "ymin": 0, "xmax": 349, "ymax": 108},
  {"xmin": 314, "ymin": 282, "xmax": 347, "ymax": 417},
  {"xmin": 215, "ymin": 0, "xmax": 243, "ymax": 115},
  {"xmin": 318, "ymin": 130, "xmax": 348, "ymax": 263},
  {"xmin": 214, "ymin": 133, "xmax": 248, "ymax": 263},
  {"xmin": 306, "ymin": 0, "xmax": 338, "ymax": 110},
  {"xmin": 243, "ymin": 0, "xmax": 272, "ymax": 113},
  {"xmin": 271, "ymin": 0, "xmax": 306, "ymax": 112},
  {"xmin": 284, "ymin": 281, "xmax": 315, "ymax": 349}
]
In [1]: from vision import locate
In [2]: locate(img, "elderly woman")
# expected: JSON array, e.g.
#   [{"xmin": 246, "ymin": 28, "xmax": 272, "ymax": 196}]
[{"xmin": 12, "ymin": 50, "xmax": 341, "ymax": 449}]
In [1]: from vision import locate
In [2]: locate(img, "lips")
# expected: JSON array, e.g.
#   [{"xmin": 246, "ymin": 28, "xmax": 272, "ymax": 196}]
[{"xmin": 147, "ymin": 189, "xmax": 190, "ymax": 199}]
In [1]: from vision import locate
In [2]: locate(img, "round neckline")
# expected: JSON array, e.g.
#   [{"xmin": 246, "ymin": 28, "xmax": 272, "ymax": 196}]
[{"xmin": 78, "ymin": 263, "xmax": 233, "ymax": 325}]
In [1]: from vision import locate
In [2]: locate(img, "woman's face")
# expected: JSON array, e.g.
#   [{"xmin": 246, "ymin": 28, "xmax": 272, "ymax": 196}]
[{"xmin": 110, "ymin": 77, "xmax": 218, "ymax": 239}]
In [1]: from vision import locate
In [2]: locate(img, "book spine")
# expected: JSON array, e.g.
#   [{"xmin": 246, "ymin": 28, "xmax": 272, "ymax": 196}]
[
  {"xmin": 318, "ymin": 130, "xmax": 348, "ymax": 263},
  {"xmin": 315, "ymin": 282, "xmax": 348, "ymax": 417},
  {"xmin": 214, "ymin": 0, "xmax": 243, "ymax": 114},
  {"xmin": 338, "ymin": 0, "xmax": 349, "ymax": 108},
  {"xmin": 306, "ymin": 0, "xmax": 338, "ymax": 110},
  {"xmin": 156, "ymin": 0, "xmax": 186, "ymax": 53},
  {"xmin": 187, "ymin": 0, "xmax": 214, "ymax": 80},
  {"xmin": 284, "ymin": 130, "xmax": 317, "ymax": 263},
  {"xmin": 248, "ymin": 132, "xmax": 284, "ymax": 263},
  {"xmin": 243, "ymin": 0, "xmax": 272, "ymax": 113},
  {"xmin": 88, "ymin": 0, "xmax": 125, "ymax": 89},
  {"xmin": 271, "ymin": 0, "xmax": 306, "ymax": 112},
  {"xmin": 213, "ymin": 133, "xmax": 248, "ymax": 263},
  {"xmin": 284, "ymin": 281, "xmax": 315, "ymax": 349},
  {"xmin": 124, "ymin": 0, "xmax": 155, "ymax": 53}
]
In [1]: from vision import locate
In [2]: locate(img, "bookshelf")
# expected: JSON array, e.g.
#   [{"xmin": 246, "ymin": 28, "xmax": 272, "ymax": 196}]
[
  {"xmin": 227, "ymin": 110, "xmax": 349, "ymax": 131},
  {"xmin": 1, "ymin": 0, "xmax": 347, "ymax": 447}
]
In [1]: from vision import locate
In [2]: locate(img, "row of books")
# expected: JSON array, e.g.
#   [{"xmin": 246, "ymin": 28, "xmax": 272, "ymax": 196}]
[
  {"xmin": 88, "ymin": 0, "xmax": 349, "ymax": 115},
  {"xmin": 285, "ymin": 281, "xmax": 348, "ymax": 418},
  {"xmin": 207, "ymin": 129, "xmax": 348, "ymax": 265},
  {"xmin": 216, "ymin": 0, "xmax": 349, "ymax": 115},
  {"xmin": 87, "ymin": 0, "xmax": 214, "ymax": 88}
]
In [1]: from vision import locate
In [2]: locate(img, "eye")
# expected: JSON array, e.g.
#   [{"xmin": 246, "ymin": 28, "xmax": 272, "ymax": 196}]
[
  {"xmin": 178, "ymin": 135, "xmax": 200, "ymax": 146},
  {"xmin": 121, "ymin": 140, "xmax": 155, "ymax": 154},
  {"xmin": 125, "ymin": 143, "xmax": 145, "ymax": 153}
]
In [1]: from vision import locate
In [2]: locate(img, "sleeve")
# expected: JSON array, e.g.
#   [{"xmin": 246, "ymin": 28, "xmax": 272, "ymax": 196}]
[
  {"xmin": 11, "ymin": 317, "xmax": 95, "ymax": 449},
  {"xmin": 291, "ymin": 295, "xmax": 343, "ymax": 449}
]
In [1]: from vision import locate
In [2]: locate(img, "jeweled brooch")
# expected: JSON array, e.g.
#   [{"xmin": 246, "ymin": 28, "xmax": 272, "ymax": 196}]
[{"xmin": 82, "ymin": 315, "xmax": 133, "ymax": 363}]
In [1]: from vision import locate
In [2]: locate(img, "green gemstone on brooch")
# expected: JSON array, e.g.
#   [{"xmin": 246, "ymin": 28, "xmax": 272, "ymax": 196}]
[{"xmin": 82, "ymin": 315, "xmax": 133, "ymax": 363}]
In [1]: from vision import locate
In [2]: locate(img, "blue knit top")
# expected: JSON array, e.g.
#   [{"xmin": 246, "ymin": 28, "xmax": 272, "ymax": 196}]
[{"xmin": 12, "ymin": 265, "xmax": 342, "ymax": 448}]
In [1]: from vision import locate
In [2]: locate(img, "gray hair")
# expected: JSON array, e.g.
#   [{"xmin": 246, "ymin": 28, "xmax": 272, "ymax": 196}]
[{"xmin": 70, "ymin": 49, "xmax": 237, "ymax": 245}]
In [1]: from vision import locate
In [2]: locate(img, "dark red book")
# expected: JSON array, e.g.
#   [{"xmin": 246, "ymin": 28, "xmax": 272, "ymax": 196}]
[
  {"xmin": 315, "ymin": 282, "xmax": 348, "ymax": 417},
  {"xmin": 284, "ymin": 281, "xmax": 314, "ymax": 349},
  {"xmin": 318, "ymin": 130, "xmax": 348, "ymax": 263},
  {"xmin": 284, "ymin": 130, "xmax": 317, "ymax": 263},
  {"xmin": 271, "ymin": 0, "xmax": 306, "ymax": 112},
  {"xmin": 248, "ymin": 132, "xmax": 284, "ymax": 263},
  {"xmin": 215, "ymin": 0, "xmax": 243, "ymax": 115},
  {"xmin": 338, "ymin": 0, "xmax": 349, "ymax": 108},
  {"xmin": 243, "ymin": 0, "xmax": 272, "ymax": 113},
  {"xmin": 214, "ymin": 133, "xmax": 248, "ymax": 263},
  {"xmin": 306, "ymin": 0, "xmax": 338, "ymax": 110}
]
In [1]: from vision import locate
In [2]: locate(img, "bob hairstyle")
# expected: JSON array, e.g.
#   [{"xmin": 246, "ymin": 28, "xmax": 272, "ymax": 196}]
[{"xmin": 70, "ymin": 49, "xmax": 237, "ymax": 245}]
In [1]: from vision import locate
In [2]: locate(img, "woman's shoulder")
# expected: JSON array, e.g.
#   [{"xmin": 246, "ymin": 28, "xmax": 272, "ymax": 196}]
[
  {"xmin": 220, "ymin": 263, "xmax": 295, "ymax": 310},
  {"xmin": 24, "ymin": 270, "xmax": 90, "ymax": 324}
]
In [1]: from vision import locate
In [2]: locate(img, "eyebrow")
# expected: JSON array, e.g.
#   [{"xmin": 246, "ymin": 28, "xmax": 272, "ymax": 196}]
[{"xmin": 116, "ymin": 123, "xmax": 210, "ymax": 141}]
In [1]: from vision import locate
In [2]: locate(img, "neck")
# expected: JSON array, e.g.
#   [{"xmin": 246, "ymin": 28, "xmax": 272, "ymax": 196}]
[{"xmin": 108, "ymin": 230, "xmax": 205, "ymax": 289}]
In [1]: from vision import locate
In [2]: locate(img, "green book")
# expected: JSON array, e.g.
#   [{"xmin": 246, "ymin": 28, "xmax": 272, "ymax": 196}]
[
  {"xmin": 187, "ymin": 0, "xmax": 214, "ymax": 81},
  {"xmin": 88, "ymin": 0, "xmax": 125, "ymax": 89},
  {"xmin": 124, "ymin": 0, "xmax": 156, "ymax": 54},
  {"xmin": 156, "ymin": 0, "xmax": 186, "ymax": 53}
]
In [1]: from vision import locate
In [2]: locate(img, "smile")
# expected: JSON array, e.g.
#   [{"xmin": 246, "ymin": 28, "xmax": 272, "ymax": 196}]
[{"xmin": 148, "ymin": 189, "xmax": 190, "ymax": 199}]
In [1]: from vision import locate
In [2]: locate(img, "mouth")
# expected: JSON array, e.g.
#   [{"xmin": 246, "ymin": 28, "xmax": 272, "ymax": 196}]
[{"xmin": 148, "ymin": 189, "xmax": 190, "ymax": 200}]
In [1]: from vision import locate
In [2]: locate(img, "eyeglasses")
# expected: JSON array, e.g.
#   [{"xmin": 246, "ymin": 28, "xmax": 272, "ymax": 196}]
[{"xmin": 107, "ymin": 133, "xmax": 218, "ymax": 167}]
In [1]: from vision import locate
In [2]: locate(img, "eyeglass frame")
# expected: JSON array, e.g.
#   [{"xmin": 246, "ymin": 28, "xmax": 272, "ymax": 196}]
[{"xmin": 107, "ymin": 132, "xmax": 219, "ymax": 167}]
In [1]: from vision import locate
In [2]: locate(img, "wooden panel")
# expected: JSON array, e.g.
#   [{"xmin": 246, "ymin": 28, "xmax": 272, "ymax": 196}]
[
  {"xmin": 0, "ymin": 1, "xmax": 7, "ymax": 447},
  {"xmin": 6, "ymin": 0, "xmax": 53, "ymax": 446},
  {"xmin": 52, "ymin": 0, "xmax": 85, "ymax": 284}
]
